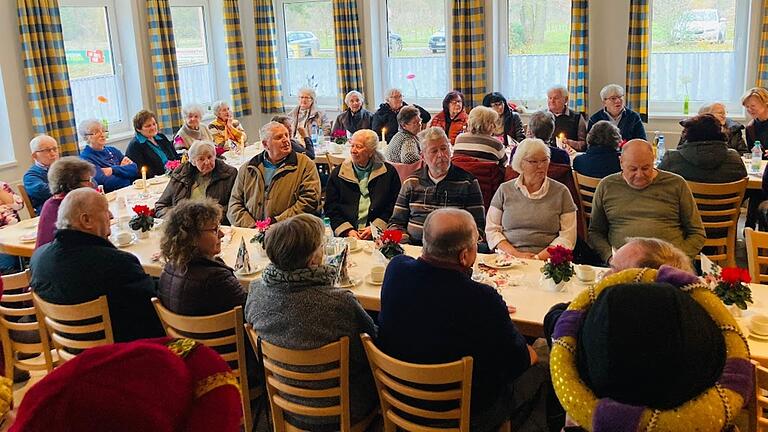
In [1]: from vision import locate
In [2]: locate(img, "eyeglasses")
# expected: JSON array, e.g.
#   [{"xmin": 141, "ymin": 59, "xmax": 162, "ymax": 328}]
[
  {"xmin": 201, "ymin": 225, "xmax": 221, "ymax": 233},
  {"xmin": 604, "ymin": 96, "xmax": 624, "ymax": 102},
  {"xmin": 85, "ymin": 130, "xmax": 107, "ymax": 136},
  {"xmin": 449, "ymin": 100, "xmax": 463, "ymax": 105},
  {"xmin": 35, "ymin": 147, "xmax": 58, "ymax": 154},
  {"xmin": 490, "ymin": 102, "xmax": 505, "ymax": 108},
  {"xmin": 81, "ymin": 177, "xmax": 95, "ymax": 185},
  {"xmin": 523, "ymin": 158, "xmax": 549, "ymax": 166}
]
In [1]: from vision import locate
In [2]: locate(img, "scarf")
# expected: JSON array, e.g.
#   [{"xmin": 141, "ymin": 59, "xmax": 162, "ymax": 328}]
[{"xmin": 261, "ymin": 264, "xmax": 336, "ymax": 291}]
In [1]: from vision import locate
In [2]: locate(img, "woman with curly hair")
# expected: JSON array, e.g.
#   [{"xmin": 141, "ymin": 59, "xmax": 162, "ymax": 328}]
[{"xmin": 158, "ymin": 198, "xmax": 246, "ymax": 316}]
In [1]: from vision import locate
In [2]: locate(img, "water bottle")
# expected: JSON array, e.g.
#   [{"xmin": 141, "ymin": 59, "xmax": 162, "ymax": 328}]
[
  {"xmin": 311, "ymin": 124, "xmax": 319, "ymax": 145},
  {"xmin": 752, "ymin": 141, "xmax": 763, "ymax": 173},
  {"xmin": 656, "ymin": 135, "xmax": 665, "ymax": 164},
  {"xmin": 317, "ymin": 126, "xmax": 325, "ymax": 151},
  {"xmin": 652, "ymin": 131, "xmax": 660, "ymax": 160},
  {"xmin": 323, "ymin": 217, "xmax": 335, "ymax": 255},
  {"xmin": 323, "ymin": 217, "xmax": 333, "ymax": 239}
]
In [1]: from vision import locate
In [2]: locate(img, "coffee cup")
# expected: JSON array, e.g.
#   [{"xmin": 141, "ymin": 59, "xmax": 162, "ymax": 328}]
[
  {"xmin": 751, "ymin": 314, "xmax": 768, "ymax": 336},
  {"xmin": 575, "ymin": 265, "xmax": 596, "ymax": 281},
  {"xmin": 116, "ymin": 231, "xmax": 133, "ymax": 246},
  {"xmin": 346, "ymin": 237, "xmax": 358, "ymax": 250},
  {"xmin": 370, "ymin": 266, "xmax": 385, "ymax": 284}
]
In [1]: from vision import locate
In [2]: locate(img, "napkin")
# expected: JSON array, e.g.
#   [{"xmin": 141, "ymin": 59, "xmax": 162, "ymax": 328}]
[
  {"xmin": 327, "ymin": 245, "xmax": 351, "ymax": 286},
  {"xmin": 234, "ymin": 237, "xmax": 252, "ymax": 273}
]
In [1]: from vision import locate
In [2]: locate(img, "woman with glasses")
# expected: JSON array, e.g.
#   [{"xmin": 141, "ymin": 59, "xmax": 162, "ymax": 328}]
[
  {"xmin": 173, "ymin": 103, "xmax": 214, "ymax": 150},
  {"xmin": 286, "ymin": 87, "xmax": 330, "ymax": 140},
  {"xmin": 587, "ymin": 84, "xmax": 647, "ymax": 141},
  {"xmin": 158, "ymin": 198, "xmax": 245, "ymax": 317},
  {"xmin": 36, "ymin": 157, "xmax": 96, "ymax": 248},
  {"xmin": 486, "ymin": 139, "xmax": 576, "ymax": 260},
  {"xmin": 428, "ymin": 90, "xmax": 468, "ymax": 144},
  {"xmin": 126, "ymin": 109, "xmax": 179, "ymax": 178},
  {"xmin": 384, "ymin": 105, "xmax": 423, "ymax": 164},
  {"xmin": 79, "ymin": 118, "xmax": 138, "ymax": 193},
  {"xmin": 325, "ymin": 129, "xmax": 401, "ymax": 239},
  {"xmin": 154, "ymin": 140, "xmax": 237, "ymax": 224},
  {"xmin": 481, "ymin": 92, "xmax": 525, "ymax": 146}
]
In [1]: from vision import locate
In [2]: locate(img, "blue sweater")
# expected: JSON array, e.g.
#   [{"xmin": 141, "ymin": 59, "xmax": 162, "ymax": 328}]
[
  {"xmin": 377, "ymin": 255, "xmax": 530, "ymax": 418},
  {"xmin": 23, "ymin": 164, "xmax": 51, "ymax": 215},
  {"xmin": 573, "ymin": 145, "xmax": 622, "ymax": 179},
  {"xmin": 588, "ymin": 108, "xmax": 647, "ymax": 141},
  {"xmin": 81, "ymin": 145, "xmax": 138, "ymax": 192}
]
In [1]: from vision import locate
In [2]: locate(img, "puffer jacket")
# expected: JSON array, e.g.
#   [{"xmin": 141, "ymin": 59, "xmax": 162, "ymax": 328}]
[
  {"xmin": 227, "ymin": 150, "xmax": 321, "ymax": 227},
  {"xmin": 158, "ymin": 256, "xmax": 246, "ymax": 316},
  {"xmin": 658, "ymin": 140, "xmax": 747, "ymax": 183},
  {"xmin": 154, "ymin": 159, "xmax": 237, "ymax": 223}
]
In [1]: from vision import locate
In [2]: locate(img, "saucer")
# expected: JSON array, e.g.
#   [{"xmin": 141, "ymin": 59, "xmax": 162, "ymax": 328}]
[
  {"xmin": 18, "ymin": 219, "xmax": 38, "ymax": 229},
  {"xmin": 110, "ymin": 232, "xmax": 138, "ymax": 248},
  {"xmin": 481, "ymin": 258, "xmax": 520, "ymax": 269},
  {"xmin": 365, "ymin": 275, "xmax": 383, "ymax": 286},
  {"xmin": 235, "ymin": 263, "xmax": 263, "ymax": 276},
  {"xmin": 749, "ymin": 326, "xmax": 768, "ymax": 341},
  {"xmin": 336, "ymin": 277, "xmax": 362, "ymax": 289},
  {"xmin": 19, "ymin": 232, "xmax": 37, "ymax": 243}
]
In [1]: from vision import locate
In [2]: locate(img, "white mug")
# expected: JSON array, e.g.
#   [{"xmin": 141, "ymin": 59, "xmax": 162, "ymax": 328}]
[
  {"xmin": 751, "ymin": 314, "xmax": 768, "ymax": 335},
  {"xmin": 370, "ymin": 266, "xmax": 385, "ymax": 284},
  {"xmin": 575, "ymin": 265, "xmax": 596, "ymax": 281},
  {"xmin": 116, "ymin": 231, "xmax": 133, "ymax": 246}
]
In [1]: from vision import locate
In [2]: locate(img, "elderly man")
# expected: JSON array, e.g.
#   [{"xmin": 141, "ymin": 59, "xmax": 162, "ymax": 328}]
[
  {"xmin": 378, "ymin": 208, "xmax": 542, "ymax": 431},
  {"xmin": 547, "ymin": 85, "xmax": 587, "ymax": 151},
  {"xmin": 23, "ymin": 134, "xmax": 59, "ymax": 214},
  {"xmin": 588, "ymin": 139, "xmax": 706, "ymax": 263},
  {"xmin": 587, "ymin": 84, "xmax": 647, "ymax": 141},
  {"xmin": 30, "ymin": 188, "xmax": 163, "ymax": 342},
  {"xmin": 228, "ymin": 121, "xmax": 321, "ymax": 227},
  {"xmin": 372, "ymin": 88, "xmax": 431, "ymax": 143},
  {"xmin": 388, "ymin": 127, "xmax": 485, "ymax": 245}
]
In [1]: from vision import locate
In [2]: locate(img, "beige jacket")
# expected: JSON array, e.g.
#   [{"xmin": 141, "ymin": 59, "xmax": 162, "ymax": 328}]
[{"xmin": 227, "ymin": 150, "xmax": 321, "ymax": 227}]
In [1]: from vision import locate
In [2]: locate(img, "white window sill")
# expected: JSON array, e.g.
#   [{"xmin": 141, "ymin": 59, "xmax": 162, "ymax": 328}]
[
  {"xmin": 0, "ymin": 160, "xmax": 19, "ymax": 171},
  {"xmin": 649, "ymin": 112, "xmax": 748, "ymax": 123},
  {"xmin": 106, "ymin": 129, "xmax": 136, "ymax": 145}
]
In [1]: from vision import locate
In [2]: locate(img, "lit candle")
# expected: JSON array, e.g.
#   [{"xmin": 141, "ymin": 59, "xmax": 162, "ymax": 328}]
[
  {"xmin": 141, "ymin": 166, "xmax": 147, "ymax": 191},
  {"xmin": 557, "ymin": 133, "xmax": 565, "ymax": 148},
  {"xmin": 381, "ymin": 128, "xmax": 386, "ymax": 142}
]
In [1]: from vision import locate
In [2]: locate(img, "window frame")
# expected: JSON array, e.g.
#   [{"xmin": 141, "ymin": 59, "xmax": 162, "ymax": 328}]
[{"xmin": 59, "ymin": 0, "xmax": 131, "ymax": 135}]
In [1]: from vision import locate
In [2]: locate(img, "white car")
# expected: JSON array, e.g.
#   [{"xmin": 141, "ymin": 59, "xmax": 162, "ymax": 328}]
[{"xmin": 672, "ymin": 9, "xmax": 726, "ymax": 43}]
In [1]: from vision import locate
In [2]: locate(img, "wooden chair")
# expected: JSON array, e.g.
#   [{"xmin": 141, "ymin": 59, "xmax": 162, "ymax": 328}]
[
  {"xmin": 326, "ymin": 153, "xmax": 346, "ymax": 173},
  {"xmin": 572, "ymin": 171, "xmax": 602, "ymax": 227},
  {"xmin": 15, "ymin": 183, "xmax": 36, "ymax": 219},
  {"xmin": 0, "ymin": 271, "xmax": 59, "ymax": 381},
  {"xmin": 245, "ymin": 325, "xmax": 377, "ymax": 432},
  {"xmin": 688, "ymin": 178, "xmax": 748, "ymax": 267},
  {"xmin": 751, "ymin": 360, "xmax": 768, "ymax": 431},
  {"xmin": 745, "ymin": 228, "xmax": 768, "ymax": 284},
  {"xmin": 152, "ymin": 299, "xmax": 258, "ymax": 432},
  {"xmin": 32, "ymin": 293, "xmax": 114, "ymax": 362},
  {"xmin": 360, "ymin": 333, "xmax": 473, "ymax": 432}
]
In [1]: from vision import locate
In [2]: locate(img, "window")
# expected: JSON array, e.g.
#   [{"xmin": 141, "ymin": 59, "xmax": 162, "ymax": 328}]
[
  {"xmin": 502, "ymin": 0, "xmax": 571, "ymax": 110},
  {"xmin": 0, "ymin": 68, "xmax": 12, "ymax": 163},
  {"xmin": 275, "ymin": 0, "xmax": 338, "ymax": 106},
  {"xmin": 60, "ymin": 1, "xmax": 129, "ymax": 133},
  {"xmin": 170, "ymin": 1, "xmax": 217, "ymax": 108},
  {"xmin": 383, "ymin": 0, "xmax": 448, "ymax": 106},
  {"xmin": 650, "ymin": 0, "xmax": 751, "ymax": 115}
]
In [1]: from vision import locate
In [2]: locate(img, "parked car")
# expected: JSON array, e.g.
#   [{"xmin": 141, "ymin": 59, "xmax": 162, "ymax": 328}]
[
  {"xmin": 287, "ymin": 31, "xmax": 321, "ymax": 57},
  {"xmin": 428, "ymin": 30, "xmax": 446, "ymax": 53},
  {"xmin": 671, "ymin": 9, "xmax": 726, "ymax": 43},
  {"xmin": 388, "ymin": 31, "xmax": 403, "ymax": 52}
]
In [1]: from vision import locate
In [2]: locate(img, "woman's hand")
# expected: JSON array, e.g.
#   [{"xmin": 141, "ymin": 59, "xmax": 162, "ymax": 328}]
[
  {"xmin": 101, "ymin": 167, "xmax": 113, "ymax": 176},
  {"xmin": 297, "ymin": 126, "xmax": 308, "ymax": 138},
  {"xmin": 497, "ymin": 242, "xmax": 536, "ymax": 259},
  {"xmin": 0, "ymin": 189, "xmax": 13, "ymax": 206},
  {"xmin": 359, "ymin": 226, "xmax": 373, "ymax": 240},
  {"xmin": 120, "ymin": 157, "xmax": 132, "ymax": 166},
  {"xmin": 347, "ymin": 230, "xmax": 361, "ymax": 239}
]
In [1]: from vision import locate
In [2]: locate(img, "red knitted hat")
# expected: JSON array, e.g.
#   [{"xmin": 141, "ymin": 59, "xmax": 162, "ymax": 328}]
[{"xmin": 10, "ymin": 337, "xmax": 242, "ymax": 432}]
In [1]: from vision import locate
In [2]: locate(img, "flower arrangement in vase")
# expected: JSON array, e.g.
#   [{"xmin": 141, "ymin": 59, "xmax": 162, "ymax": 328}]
[
  {"xmin": 129, "ymin": 205, "xmax": 155, "ymax": 238},
  {"xmin": 703, "ymin": 265, "xmax": 753, "ymax": 312},
  {"xmin": 540, "ymin": 245, "xmax": 574, "ymax": 291},
  {"xmin": 164, "ymin": 160, "xmax": 181, "ymax": 173},
  {"xmin": 377, "ymin": 229, "xmax": 405, "ymax": 260},
  {"xmin": 331, "ymin": 129, "xmax": 348, "ymax": 145},
  {"xmin": 249, "ymin": 218, "xmax": 272, "ymax": 256}
]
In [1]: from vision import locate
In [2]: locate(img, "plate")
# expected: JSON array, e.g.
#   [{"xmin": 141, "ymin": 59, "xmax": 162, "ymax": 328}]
[
  {"xmin": 749, "ymin": 326, "xmax": 768, "ymax": 341},
  {"xmin": 481, "ymin": 258, "xmax": 521, "ymax": 269},
  {"xmin": 365, "ymin": 274, "xmax": 383, "ymax": 286},
  {"xmin": 19, "ymin": 232, "xmax": 37, "ymax": 243},
  {"xmin": 148, "ymin": 176, "xmax": 166, "ymax": 185},
  {"xmin": 235, "ymin": 263, "xmax": 263, "ymax": 276},
  {"xmin": 105, "ymin": 192, "xmax": 117, "ymax": 202},
  {"xmin": 18, "ymin": 219, "xmax": 38, "ymax": 229},
  {"xmin": 347, "ymin": 244, "xmax": 362, "ymax": 253},
  {"xmin": 336, "ymin": 277, "xmax": 362, "ymax": 289},
  {"xmin": 110, "ymin": 232, "xmax": 138, "ymax": 248}
]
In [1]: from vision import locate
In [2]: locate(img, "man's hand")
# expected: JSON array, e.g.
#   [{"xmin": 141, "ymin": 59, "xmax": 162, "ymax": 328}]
[
  {"xmin": 507, "ymin": 305, "xmax": 517, "ymax": 314},
  {"xmin": 120, "ymin": 157, "xmax": 132, "ymax": 166},
  {"xmin": 297, "ymin": 126, "xmax": 309, "ymax": 138},
  {"xmin": 101, "ymin": 167, "xmax": 113, "ymax": 176},
  {"xmin": 359, "ymin": 226, "xmax": 373, "ymax": 240},
  {"xmin": 347, "ymin": 230, "xmax": 361, "ymax": 239}
]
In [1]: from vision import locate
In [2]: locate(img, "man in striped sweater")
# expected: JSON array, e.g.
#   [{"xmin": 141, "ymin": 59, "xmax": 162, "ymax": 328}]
[{"xmin": 388, "ymin": 127, "xmax": 486, "ymax": 245}]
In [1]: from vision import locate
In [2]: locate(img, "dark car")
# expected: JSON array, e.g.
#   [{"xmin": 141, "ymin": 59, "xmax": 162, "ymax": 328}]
[
  {"xmin": 287, "ymin": 31, "xmax": 321, "ymax": 57},
  {"xmin": 428, "ymin": 30, "xmax": 446, "ymax": 53},
  {"xmin": 388, "ymin": 31, "xmax": 403, "ymax": 52}
]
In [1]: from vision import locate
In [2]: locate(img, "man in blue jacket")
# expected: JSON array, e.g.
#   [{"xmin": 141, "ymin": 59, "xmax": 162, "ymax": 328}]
[
  {"xmin": 587, "ymin": 83, "xmax": 647, "ymax": 141},
  {"xmin": 23, "ymin": 135, "xmax": 59, "ymax": 214}
]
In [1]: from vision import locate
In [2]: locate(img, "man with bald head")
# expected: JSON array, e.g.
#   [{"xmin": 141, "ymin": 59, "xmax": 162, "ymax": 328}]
[
  {"xmin": 378, "ymin": 208, "xmax": 540, "ymax": 431},
  {"xmin": 30, "ymin": 188, "xmax": 162, "ymax": 342},
  {"xmin": 23, "ymin": 134, "xmax": 59, "ymax": 214},
  {"xmin": 588, "ymin": 139, "xmax": 705, "ymax": 264}
]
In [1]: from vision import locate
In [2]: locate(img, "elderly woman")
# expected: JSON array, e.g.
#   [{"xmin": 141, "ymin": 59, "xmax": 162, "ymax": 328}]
[
  {"xmin": 742, "ymin": 87, "xmax": 768, "ymax": 150},
  {"xmin": 372, "ymin": 88, "xmax": 431, "ymax": 143},
  {"xmin": 332, "ymin": 90, "xmax": 373, "ymax": 136},
  {"xmin": 482, "ymin": 92, "xmax": 525, "ymax": 146},
  {"xmin": 587, "ymin": 84, "xmax": 646, "ymax": 141},
  {"xmin": 158, "ymin": 199, "xmax": 245, "ymax": 316},
  {"xmin": 511, "ymin": 110, "xmax": 570, "ymax": 165},
  {"xmin": 486, "ymin": 138, "xmax": 577, "ymax": 260},
  {"xmin": 453, "ymin": 106, "xmax": 506, "ymax": 164},
  {"xmin": 572, "ymin": 120, "xmax": 622, "ymax": 178},
  {"xmin": 692, "ymin": 102, "xmax": 746, "ymax": 153},
  {"xmin": 125, "ymin": 110, "xmax": 179, "ymax": 178},
  {"xmin": 208, "ymin": 100, "xmax": 247, "ymax": 155},
  {"xmin": 23, "ymin": 135, "xmax": 59, "ymax": 215},
  {"xmin": 428, "ymin": 90, "xmax": 468, "ymax": 144},
  {"xmin": 287, "ymin": 87, "xmax": 330, "ymax": 140},
  {"xmin": 154, "ymin": 140, "xmax": 237, "ymax": 223},
  {"xmin": 173, "ymin": 104, "xmax": 214, "ymax": 150},
  {"xmin": 0, "ymin": 181, "xmax": 23, "ymax": 273},
  {"xmin": 244, "ymin": 214, "xmax": 377, "ymax": 431},
  {"xmin": 79, "ymin": 118, "xmax": 138, "ymax": 192},
  {"xmin": 384, "ymin": 106, "xmax": 423, "ymax": 164},
  {"xmin": 325, "ymin": 129, "xmax": 401, "ymax": 239},
  {"xmin": 271, "ymin": 114, "xmax": 315, "ymax": 159},
  {"xmin": 35, "ymin": 157, "xmax": 96, "ymax": 248},
  {"xmin": 659, "ymin": 114, "xmax": 746, "ymax": 183}
]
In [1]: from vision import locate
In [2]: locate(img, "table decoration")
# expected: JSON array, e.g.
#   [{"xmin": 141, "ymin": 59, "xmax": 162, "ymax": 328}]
[
  {"xmin": 703, "ymin": 264, "xmax": 753, "ymax": 316},
  {"xmin": 165, "ymin": 160, "xmax": 181, "ymax": 174},
  {"xmin": 376, "ymin": 229, "xmax": 405, "ymax": 260},
  {"xmin": 128, "ymin": 205, "xmax": 155, "ymax": 239},
  {"xmin": 249, "ymin": 218, "xmax": 272, "ymax": 257},
  {"xmin": 331, "ymin": 129, "xmax": 348, "ymax": 146},
  {"xmin": 234, "ymin": 237, "xmax": 253, "ymax": 274},
  {"xmin": 540, "ymin": 245, "xmax": 574, "ymax": 292}
]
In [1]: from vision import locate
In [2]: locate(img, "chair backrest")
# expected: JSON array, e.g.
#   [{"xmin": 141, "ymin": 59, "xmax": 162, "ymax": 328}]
[
  {"xmin": 688, "ymin": 178, "xmax": 748, "ymax": 267},
  {"xmin": 15, "ymin": 183, "xmax": 36, "ymax": 219},
  {"xmin": 360, "ymin": 333, "xmax": 473, "ymax": 432},
  {"xmin": 745, "ymin": 228, "xmax": 768, "ymax": 284},
  {"xmin": 0, "ymin": 271, "xmax": 56, "ymax": 377},
  {"xmin": 152, "ymin": 298, "xmax": 251, "ymax": 431},
  {"xmin": 245, "ymin": 324, "xmax": 354, "ymax": 432},
  {"xmin": 391, "ymin": 160, "xmax": 423, "ymax": 184},
  {"xmin": 32, "ymin": 292, "xmax": 114, "ymax": 363},
  {"xmin": 326, "ymin": 153, "xmax": 346, "ymax": 173},
  {"xmin": 451, "ymin": 155, "xmax": 505, "ymax": 212},
  {"xmin": 572, "ymin": 171, "xmax": 601, "ymax": 227},
  {"xmin": 753, "ymin": 360, "xmax": 768, "ymax": 432}
]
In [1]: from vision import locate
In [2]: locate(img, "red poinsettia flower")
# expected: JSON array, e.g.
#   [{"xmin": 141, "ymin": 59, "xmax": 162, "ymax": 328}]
[
  {"xmin": 132, "ymin": 205, "xmax": 154, "ymax": 217},
  {"xmin": 546, "ymin": 245, "xmax": 573, "ymax": 266},
  {"xmin": 381, "ymin": 229, "xmax": 403, "ymax": 245},
  {"xmin": 721, "ymin": 267, "xmax": 751, "ymax": 285},
  {"xmin": 165, "ymin": 160, "xmax": 181, "ymax": 171},
  {"xmin": 255, "ymin": 218, "xmax": 271, "ymax": 232},
  {"xmin": 331, "ymin": 129, "xmax": 347, "ymax": 139}
]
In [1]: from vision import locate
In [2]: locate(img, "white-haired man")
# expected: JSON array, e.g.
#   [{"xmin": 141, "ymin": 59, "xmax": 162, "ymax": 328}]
[
  {"xmin": 546, "ymin": 85, "xmax": 587, "ymax": 151},
  {"xmin": 228, "ymin": 121, "xmax": 321, "ymax": 227},
  {"xmin": 587, "ymin": 84, "xmax": 647, "ymax": 141},
  {"xmin": 23, "ymin": 134, "xmax": 59, "ymax": 214}
]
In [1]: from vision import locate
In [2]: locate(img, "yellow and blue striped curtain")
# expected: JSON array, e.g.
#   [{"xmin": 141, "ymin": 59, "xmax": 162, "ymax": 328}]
[
  {"xmin": 626, "ymin": 0, "xmax": 650, "ymax": 122},
  {"xmin": 758, "ymin": 0, "xmax": 768, "ymax": 88},
  {"xmin": 17, "ymin": 0, "xmax": 79, "ymax": 155},
  {"xmin": 451, "ymin": 0, "xmax": 486, "ymax": 108},
  {"xmin": 223, "ymin": 0, "xmax": 252, "ymax": 117},
  {"xmin": 332, "ymin": 0, "xmax": 365, "ymax": 110},
  {"xmin": 253, "ymin": 0, "xmax": 284, "ymax": 113},
  {"xmin": 567, "ymin": 0, "xmax": 589, "ymax": 114},
  {"xmin": 147, "ymin": 0, "xmax": 182, "ymax": 136}
]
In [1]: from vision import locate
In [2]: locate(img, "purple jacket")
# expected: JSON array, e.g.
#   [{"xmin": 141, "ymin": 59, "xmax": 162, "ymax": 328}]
[{"xmin": 35, "ymin": 195, "xmax": 64, "ymax": 248}]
